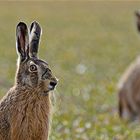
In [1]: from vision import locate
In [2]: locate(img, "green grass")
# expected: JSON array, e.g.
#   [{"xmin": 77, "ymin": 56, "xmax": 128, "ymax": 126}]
[{"xmin": 1, "ymin": 1, "xmax": 140, "ymax": 140}]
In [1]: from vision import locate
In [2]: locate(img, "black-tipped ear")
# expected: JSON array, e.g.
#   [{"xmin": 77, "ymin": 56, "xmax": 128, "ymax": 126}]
[
  {"xmin": 135, "ymin": 10, "xmax": 140, "ymax": 32},
  {"xmin": 16, "ymin": 22, "xmax": 29, "ymax": 61},
  {"xmin": 29, "ymin": 21, "xmax": 41, "ymax": 58}
]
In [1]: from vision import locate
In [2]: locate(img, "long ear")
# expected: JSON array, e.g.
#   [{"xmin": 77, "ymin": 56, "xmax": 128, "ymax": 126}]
[
  {"xmin": 16, "ymin": 22, "xmax": 29, "ymax": 61},
  {"xmin": 135, "ymin": 10, "xmax": 140, "ymax": 32},
  {"xmin": 29, "ymin": 21, "xmax": 41, "ymax": 58}
]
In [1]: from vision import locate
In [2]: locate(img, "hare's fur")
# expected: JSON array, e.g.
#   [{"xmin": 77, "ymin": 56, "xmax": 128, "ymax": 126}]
[{"xmin": 0, "ymin": 22, "xmax": 57, "ymax": 140}]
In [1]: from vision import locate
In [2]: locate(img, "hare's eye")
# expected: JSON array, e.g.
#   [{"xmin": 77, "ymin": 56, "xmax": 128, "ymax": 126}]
[{"xmin": 29, "ymin": 64, "xmax": 37, "ymax": 72}]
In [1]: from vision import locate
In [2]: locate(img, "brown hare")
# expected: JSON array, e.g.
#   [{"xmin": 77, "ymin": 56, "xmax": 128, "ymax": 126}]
[
  {"xmin": 0, "ymin": 21, "xmax": 58, "ymax": 140},
  {"xmin": 118, "ymin": 11, "xmax": 140, "ymax": 121}
]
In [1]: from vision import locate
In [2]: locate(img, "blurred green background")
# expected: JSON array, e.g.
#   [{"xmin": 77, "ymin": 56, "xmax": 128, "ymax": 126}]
[{"xmin": 1, "ymin": 1, "xmax": 140, "ymax": 140}]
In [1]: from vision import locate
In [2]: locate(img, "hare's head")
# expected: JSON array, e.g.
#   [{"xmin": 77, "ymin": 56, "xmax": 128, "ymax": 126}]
[
  {"xmin": 15, "ymin": 22, "xmax": 57, "ymax": 93},
  {"xmin": 135, "ymin": 10, "xmax": 140, "ymax": 31}
]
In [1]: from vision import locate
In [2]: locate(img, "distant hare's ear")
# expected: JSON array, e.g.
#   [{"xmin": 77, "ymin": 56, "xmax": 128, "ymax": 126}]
[
  {"xmin": 16, "ymin": 22, "xmax": 29, "ymax": 61},
  {"xmin": 135, "ymin": 10, "xmax": 140, "ymax": 32},
  {"xmin": 29, "ymin": 21, "xmax": 41, "ymax": 58}
]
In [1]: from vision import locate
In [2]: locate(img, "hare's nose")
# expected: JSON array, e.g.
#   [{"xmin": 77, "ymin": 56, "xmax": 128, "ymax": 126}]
[
  {"xmin": 49, "ymin": 79, "xmax": 58, "ymax": 89},
  {"xmin": 50, "ymin": 81, "xmax": 57, "ymax": 87},
  {"xmin": 49, "ymin": 77, "xmax": 58, "ymax": 90}
]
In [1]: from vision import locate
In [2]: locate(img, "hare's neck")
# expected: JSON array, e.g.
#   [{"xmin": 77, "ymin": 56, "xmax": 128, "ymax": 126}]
[{"xmin": 14, "ymin": 85, "xmax": 51, "ymax": 103}]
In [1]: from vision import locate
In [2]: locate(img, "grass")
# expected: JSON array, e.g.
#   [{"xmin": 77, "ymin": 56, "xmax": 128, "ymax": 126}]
[{"xmin": 1, "ymin": 1, "xmax": 140, "ymax": 140}]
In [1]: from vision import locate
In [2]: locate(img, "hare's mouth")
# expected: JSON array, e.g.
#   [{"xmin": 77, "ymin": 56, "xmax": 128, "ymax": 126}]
[
  {"xmin": 41, "ymin": 87, "xmax": 54, "ymax": 96},
  {"xmin": 48, "ymin": 85, "xmax": 55, "ymax": 90},
  {"xmin": 41, "ymin": 90, "xmax": 49, "ymax": 96},
  {"xmin": 43, "ymin": 85, "xmax": 55, "ymax": 93}
]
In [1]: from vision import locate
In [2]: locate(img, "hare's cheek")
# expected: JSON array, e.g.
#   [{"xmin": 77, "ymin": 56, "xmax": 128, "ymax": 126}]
[
  {"xmin": 30, "ymin": 73, "xmax": 38, "ymax": 86},
  {"xmin": 42, "ymin": 80, "xmax": 50, "ymax": 90}
]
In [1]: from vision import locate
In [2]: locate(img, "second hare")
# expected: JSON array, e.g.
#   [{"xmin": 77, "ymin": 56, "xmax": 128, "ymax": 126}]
[{"xmin": 118, "ymin": 11, "xmax": 140, "ymax": 121}]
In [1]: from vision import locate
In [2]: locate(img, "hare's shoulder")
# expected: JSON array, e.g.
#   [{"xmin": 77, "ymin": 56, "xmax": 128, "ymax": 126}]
[
  {"xmin": 0, "ymin": 87, "xmax": 16, "ymax": 140},
  {"xmin": 0, "ymin": 86, "xmax": 17, "ymax": 111}
]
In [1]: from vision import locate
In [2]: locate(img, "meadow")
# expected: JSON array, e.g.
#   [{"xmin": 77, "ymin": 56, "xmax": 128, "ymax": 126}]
[{"xmin": 1, "ymin": 1, "xmax": 140, "ymax": 140}]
